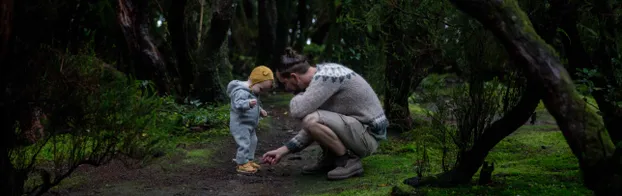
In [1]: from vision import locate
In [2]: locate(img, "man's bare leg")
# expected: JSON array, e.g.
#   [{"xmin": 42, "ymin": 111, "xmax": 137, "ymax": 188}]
[
  {"xmin": 299, "ymin": 112, "xmax": 348, "ymax": 175},
  {"xmin": 302, "ymin": 112, "xmax": 347, "ymax": 156},
  {"xmin": 301, "ymin": 111, "xmax": 367, "ymax": 180}
]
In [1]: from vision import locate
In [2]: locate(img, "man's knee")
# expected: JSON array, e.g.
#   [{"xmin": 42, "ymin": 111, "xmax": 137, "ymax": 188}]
[{"xmin": 301, "ymin": 111, "xmax": 321, "ymax": 130}]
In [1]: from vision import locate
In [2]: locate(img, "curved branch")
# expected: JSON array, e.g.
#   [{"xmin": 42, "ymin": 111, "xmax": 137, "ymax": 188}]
[{"xmin": 446, "ymin": 0, "xmax": 619, "ymax": 194}]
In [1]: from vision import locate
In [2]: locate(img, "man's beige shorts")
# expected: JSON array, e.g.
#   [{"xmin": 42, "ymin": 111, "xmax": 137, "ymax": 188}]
[{"xmin": 312, "ymin": 110, "xmax": 378, "ymax": 158}]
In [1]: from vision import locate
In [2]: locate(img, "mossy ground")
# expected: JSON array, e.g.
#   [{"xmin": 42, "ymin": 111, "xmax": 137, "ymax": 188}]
[
  {"xmin": 299, "ymin": 102, "xmax": 590, "ymax": 196},
  {"xmin": 47, "ymin": 93, "xmax": 592, "ymax": 196}
]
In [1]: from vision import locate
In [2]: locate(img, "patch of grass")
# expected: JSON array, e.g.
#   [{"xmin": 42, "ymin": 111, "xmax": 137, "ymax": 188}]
[
  {"xmin": 301, "ymin": 125, "xmax": 591, "ymax": 196},
  {"xmin": 183, "ymin": 149, "xmax": 215, "ymax": 165},
  {"xmin": 48, "ymin": 174, "xmax": 88, "ymax": 191}
]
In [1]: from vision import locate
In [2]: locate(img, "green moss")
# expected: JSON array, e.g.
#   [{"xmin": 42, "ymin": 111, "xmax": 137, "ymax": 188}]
[
  {"xmin": 183, "ymin": 149, "xmax": 215, "ymax": 165},
  {"xmin": 301, "ymin": 125, "xmax": 591, "ymax": 196},
  {"xmin": 501, "ymin": 0, "xmax": 559, "ymax": 57}
]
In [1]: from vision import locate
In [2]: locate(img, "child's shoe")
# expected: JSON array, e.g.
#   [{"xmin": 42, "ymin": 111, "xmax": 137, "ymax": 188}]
[
  {"xmin": 249, "ymin": 160, "xmax": 261, "ymax": 169},
  {"xmin": 236, "ymin": 162, "xmax": 258, "ymax": 174}
]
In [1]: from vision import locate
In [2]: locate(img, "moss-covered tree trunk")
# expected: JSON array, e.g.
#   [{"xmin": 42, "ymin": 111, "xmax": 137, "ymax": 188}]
[
  {"xmin": 586, "ymin": 0, "xmax": 622, "ymax": 144},
  {"xmin": 194, "ymin": 0, "xmax": 234, "ymax": 103},
  {"xmin": 446, "ymin": 0, "xmax": 620, "ymax": 194},
  {"xmin": 543, "ymin": 0, "xmax": 622, "ymax": 145}
]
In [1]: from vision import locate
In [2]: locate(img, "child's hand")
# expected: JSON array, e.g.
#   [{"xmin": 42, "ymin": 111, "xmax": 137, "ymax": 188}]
[
  {"xmin": 260, "ymin": 109, "xmax": 268, "ymax": 117},
  {"xmin": 249, "ymin": 99, "xmax": 257, "ymax": 107}
]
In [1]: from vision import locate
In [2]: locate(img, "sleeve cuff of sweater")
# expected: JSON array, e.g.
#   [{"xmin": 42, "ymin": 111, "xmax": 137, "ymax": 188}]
[{"xmin": 284, "ymin": 141, "xmax": 302, "ymax": 153}]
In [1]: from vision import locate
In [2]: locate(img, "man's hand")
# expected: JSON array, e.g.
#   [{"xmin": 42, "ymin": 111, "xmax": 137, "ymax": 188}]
[
  {"xmin": 260, "ymin": 109, "xmax": 268, "ymax": 117},
  {"xmin": 261, "ymin": 146, "xmax": 290, "ymax": 165},
  {"xmin": 249, "ymin": 99, "xmax": 257, "ymax": 108}
]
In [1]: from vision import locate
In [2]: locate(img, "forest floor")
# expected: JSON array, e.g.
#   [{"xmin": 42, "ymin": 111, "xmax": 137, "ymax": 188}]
[
  {"xmin": 46, "ymin": 93, "xmax": 592, "ymax": 196},
  {"xmin": 46, "ymin": 94, "xmax": 323, "ymax": 196}
]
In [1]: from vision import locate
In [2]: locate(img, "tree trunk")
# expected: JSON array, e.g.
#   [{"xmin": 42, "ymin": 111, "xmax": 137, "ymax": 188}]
[
  {"xmin": 0, "ymin": 148, "xmax": 26, "ymax": 196},
  {"xmin": 446, "ymin": 0, "xmax": 620, "ymax": 194},
  {"xmin": 545, "ymin": 0, "xmax": 622, "ymax": 146},
  {"xmin": 194, "ymin": 0, "xmax": 235, "ymax": 103},
  {"xmin": 383, "ymin": 41, "xmax": 414, "ymax": 133},
  {"xmin": 310, "ymin": 22, "xmax": 330, "ymax": 45},
  {"xmin": 322, "ymin": 0, "xmax": 340, "ymax": 60},
  {"xmin": 117, "ymin": 0, "xmax": 171, "ymax": 94},
  {"xmin": 257, "ymin": 0, "xmax": 276, "ymax": 66},
  {"xmin": 169, "ymin": 0, "xmax": 195, "ymax": 97},
  {"xmin": 197, "ymin": 0, "xmax": 205, "ymax": 45},
  {"xmin": 0, "ymin": 0, "xmax": 13, "ymax": 62},
  {"xmin": 294, "ymin": 0, "xmax": 308, "ymax": 51},
  {"xmin": 243, "ymin": 0, "xmax": 253, "ymax": 21},
  {"xmin": 382, "ymin": 10, "xmax": 433, "ymax": 133},
  {"xmin": 0, "ymin": 2, "xmax": 25, "ymax": 193},
  {"xmin": 589, "ymin": 0, "xmax": 622, "ymax": 145},
  {"xmin": 272, "ymin": 0, "xmax": 291, "ymax": 67}
]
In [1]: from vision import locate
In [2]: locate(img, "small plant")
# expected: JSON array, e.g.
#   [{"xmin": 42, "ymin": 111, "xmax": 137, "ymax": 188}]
[
  {"xmin": 418, "ymin": 74, "xmax": 458, "ymax": 172},
  {"xmin": 450, "ymin": 78, "xmax": 502, "ymax": 162}
]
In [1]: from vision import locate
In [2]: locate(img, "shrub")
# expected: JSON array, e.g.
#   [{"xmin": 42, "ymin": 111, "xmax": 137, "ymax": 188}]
[{"xmin": 10, "ymin": 52, "xmax": 175, "ymax": 195}]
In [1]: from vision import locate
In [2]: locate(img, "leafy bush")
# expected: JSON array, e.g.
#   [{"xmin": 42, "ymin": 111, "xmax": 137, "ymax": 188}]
[
  {"xmin": 8, "ymin": 52, "xmax": 179, "ymax": 194},
  {"xmin": 158, "ymin": 96, "xmax": 230, "ymax": 136}
]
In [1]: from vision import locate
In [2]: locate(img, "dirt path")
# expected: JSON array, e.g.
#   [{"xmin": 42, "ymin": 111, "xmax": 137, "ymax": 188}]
[{"xmin": 47, "ymin": 95, "xmax": 323, "ymax": 196}]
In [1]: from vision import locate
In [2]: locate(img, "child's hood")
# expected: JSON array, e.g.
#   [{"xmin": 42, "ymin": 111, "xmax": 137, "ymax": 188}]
[{"xmin": 226, "ymin": 80, "xmax": 251, "ymax": 97}]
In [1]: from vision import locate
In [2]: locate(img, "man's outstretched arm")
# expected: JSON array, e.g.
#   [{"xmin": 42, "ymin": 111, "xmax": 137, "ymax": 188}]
[
  {"xmin": 284, "ymin": 130, "xmax": 313, "ymax": 153},
  {"xmin": 261, "ymin": 131, "xmax": 312, "ymax": 165}
]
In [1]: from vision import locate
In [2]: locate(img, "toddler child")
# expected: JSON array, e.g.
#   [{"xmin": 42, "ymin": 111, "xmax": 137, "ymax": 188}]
[{"xmin": 226, "ymin": 65, "xmax": 274, "ymax": 174}]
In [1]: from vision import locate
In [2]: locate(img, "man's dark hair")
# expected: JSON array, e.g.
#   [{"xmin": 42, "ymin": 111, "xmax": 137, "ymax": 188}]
[{"xmin": 278, "ymin": 47, "xmax": 311, "ymax": 78}]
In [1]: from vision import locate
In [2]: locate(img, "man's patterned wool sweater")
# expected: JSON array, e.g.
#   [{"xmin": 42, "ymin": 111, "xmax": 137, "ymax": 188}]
[{"xmin": 284, "ymin": 63, "xmax": 389, "ymax": 153}]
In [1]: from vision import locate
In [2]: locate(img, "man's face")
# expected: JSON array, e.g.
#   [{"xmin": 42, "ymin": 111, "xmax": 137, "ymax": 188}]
[{"xmin": 276, "ymin": 71, "xmax": 305, "ymax": 93}]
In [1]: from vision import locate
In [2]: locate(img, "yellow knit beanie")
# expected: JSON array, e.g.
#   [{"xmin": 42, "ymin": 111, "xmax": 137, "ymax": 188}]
[{"xmin": 249, "ymin": 65, "xmax": 274, "ymax": 87}]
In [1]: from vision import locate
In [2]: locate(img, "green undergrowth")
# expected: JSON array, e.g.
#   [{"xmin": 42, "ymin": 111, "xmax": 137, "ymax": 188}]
[
  {"xmin": 141, "ymin": 92, "xmax": 284, "ymax": 166},
  {"xmin": 134, "ymin": 93, "xmax": 281, "ymax": 169},
  {"xmin": 302, "ymin": 124, "xmax": 591, "ymax": 196}
]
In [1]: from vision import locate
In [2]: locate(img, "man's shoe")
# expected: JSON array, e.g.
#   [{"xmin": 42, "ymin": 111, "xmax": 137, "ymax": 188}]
[
  {"xmin": 302, "ymin": 149, "xmax": 336, "ymax": 175},
  {"xmin": 326, "ymin": 157, "xmax": 364, "ymax": 180}
]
